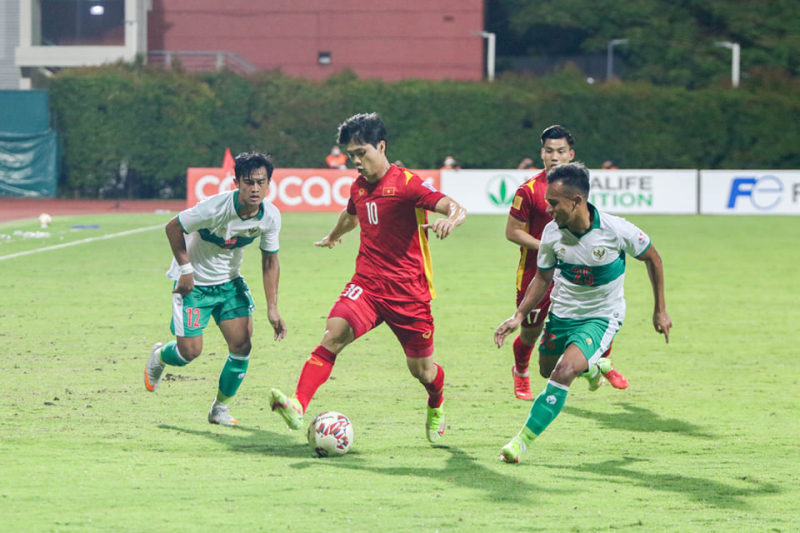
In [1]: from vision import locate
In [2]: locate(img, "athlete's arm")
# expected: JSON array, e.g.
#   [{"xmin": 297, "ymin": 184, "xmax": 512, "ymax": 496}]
[
  {"xmin": 636, "ymin": 244, "xmax": 672, "ymax": 343},
  {"xmin": 505, "ymin": 215, "xmax": 541, "ymax": 250},
  {"xmin": 315, "ymin": 208, "xmax": 359, "ymax": 248},
  {"xmin": 421, "ymin": 196, "xmax": 467, "ymax": 240},
  {"xmin": 166, "ymin": 216, "xmax": 194, "ymax": 296},
  {"xmin": 494, "ymin": 268, "xmax": 554, "ymax": 348},
  {"xmin": 261, "ymin": 251, "xmax": 287, "ymax": 341}
]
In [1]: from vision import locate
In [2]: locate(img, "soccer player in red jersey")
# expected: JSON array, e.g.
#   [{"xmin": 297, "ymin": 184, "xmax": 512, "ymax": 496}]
[
  {"xmin": 269, "ymin": 113, "xmax": 467, "ymax": 443},
  {"xmin": 506, "ymin": 125, "xmax": 628, "ymax": 400}
]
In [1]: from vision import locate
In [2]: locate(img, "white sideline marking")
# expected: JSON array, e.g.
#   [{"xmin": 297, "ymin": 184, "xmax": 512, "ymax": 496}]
[{"xmin": 0, "ymin": 224, "xmax": 164, "ymax": 261}]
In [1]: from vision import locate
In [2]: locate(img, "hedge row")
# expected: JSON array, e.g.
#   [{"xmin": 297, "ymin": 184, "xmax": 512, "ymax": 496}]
[{"xmin": 48, "ymin": 65, "xmax": 800, "ymax": 198}]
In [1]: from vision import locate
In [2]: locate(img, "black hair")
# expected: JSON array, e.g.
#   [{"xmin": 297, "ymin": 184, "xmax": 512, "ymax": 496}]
[
  {"xmin": 336, "ymin": 113, "xmax": 387, "ymax": 148},
  {"xmin": 540, "ymin": 125, "xmax": 575, "ymax": 147},
  {"xmin": 547, "ymin": 162, "xmax": 590, "ymax": 197},
  {"xmin": 234, "ymin": 151, "xmax": 274, "ymax": 181}
]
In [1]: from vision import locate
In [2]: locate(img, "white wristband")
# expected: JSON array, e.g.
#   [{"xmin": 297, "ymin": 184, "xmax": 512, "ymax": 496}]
[{"xmin": 179, "ymin": 263, "xmax": 194, "ymax": 276}]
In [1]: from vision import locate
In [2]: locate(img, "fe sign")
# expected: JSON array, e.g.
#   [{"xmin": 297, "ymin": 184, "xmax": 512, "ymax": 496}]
[{"xmin": 700, "ymin": 170, "xmax": 800, "ymax": 215}]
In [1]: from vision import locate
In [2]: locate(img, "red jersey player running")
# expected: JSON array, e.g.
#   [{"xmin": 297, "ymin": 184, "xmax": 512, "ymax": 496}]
[
  {"xmin": 269, "ymin": 113, "xmax": 467, "ymax": 443},
  {"xmin": 506, "ymin": 125, "xmax": 628, "ymax": 400}
]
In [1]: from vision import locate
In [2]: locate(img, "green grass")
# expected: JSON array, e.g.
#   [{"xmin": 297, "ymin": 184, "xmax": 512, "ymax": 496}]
[{"xmin": 1, "ymin": 212, "xmax": 798, "ymax": 532}]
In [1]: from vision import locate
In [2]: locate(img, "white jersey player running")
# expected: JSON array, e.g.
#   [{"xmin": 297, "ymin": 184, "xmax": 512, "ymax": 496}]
[
  {"xmin": 494, "ymin": 162, "xmax": 672, "ymax": 463},
  {"xmin": 144, "ymin": 151, "xmax": 287, "ymax": 426}
]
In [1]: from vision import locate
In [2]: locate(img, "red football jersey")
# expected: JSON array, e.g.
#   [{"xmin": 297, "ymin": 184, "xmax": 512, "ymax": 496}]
[
  {"xmin": 508, "ymin": 169, "xmax": 552, "ymax": 290},
  {"xmin": 346, "ymin": 165, "xmax": 446, "ymax": 301}
]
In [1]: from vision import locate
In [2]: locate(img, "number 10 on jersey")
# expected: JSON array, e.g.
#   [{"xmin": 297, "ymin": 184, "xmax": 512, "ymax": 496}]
[{"xmin": 366, "ymin": 202, "xmax": 378, "ymax": 225}]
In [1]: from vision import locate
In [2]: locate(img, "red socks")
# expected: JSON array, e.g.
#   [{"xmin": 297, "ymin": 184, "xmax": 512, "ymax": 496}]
[
  {"xmin": 513, "ymin": 335, "xmax": 534, "ymax": 374},
  {"xmin": 294, "ymin": 346, "xmax": 337, "ymax": 412},
  {"xmin": 424, "ymin": 362, "xmax": 445, "ymax": 408}
]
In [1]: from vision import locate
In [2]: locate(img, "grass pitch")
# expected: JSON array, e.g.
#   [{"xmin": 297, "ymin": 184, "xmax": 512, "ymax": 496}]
[{"xmin": 1, "ymin": 212, "xmax": 798, "ymax": 532}]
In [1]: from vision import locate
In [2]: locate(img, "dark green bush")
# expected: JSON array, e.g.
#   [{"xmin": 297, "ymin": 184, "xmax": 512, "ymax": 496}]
[{"xmin": 49, "ymin": 65, "xmax": 800, "ymax": 198}]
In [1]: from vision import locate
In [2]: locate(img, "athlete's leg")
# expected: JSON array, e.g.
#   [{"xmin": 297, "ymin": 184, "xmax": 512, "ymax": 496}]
[
  {"xmin": 295, "ymin": 316, "xmax": 356, "ymax": 411},
  {"xmin": 512, "ymin": 287, "xmax": 551, "ymax": 399},
  {"xmin": 500, "ymin": 345, "xmax": 584, "ymax": 463},
  {"xmin": 271, "ymin": 283, "xmax": 374, "ymax": 430},
  {"xmin": 216, "ymin": 316, "xmax": 252, "ymax": 401}
]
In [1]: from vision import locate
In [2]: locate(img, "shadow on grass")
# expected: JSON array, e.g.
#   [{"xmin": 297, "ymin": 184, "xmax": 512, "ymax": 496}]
[
  {"xmin": 289, "ymin": 445, "xmax": 557, "ymax": 504},
  {"xmin": 545, "ymin": 456, "xmax": 781, "ymax": 510},
  {"xmin": 158, "ymin": 423, "xmax": 311, "ymax": 458},
  {"xmin": 563, "ymin": 402, "xmax": 715, "ymax": 438}
]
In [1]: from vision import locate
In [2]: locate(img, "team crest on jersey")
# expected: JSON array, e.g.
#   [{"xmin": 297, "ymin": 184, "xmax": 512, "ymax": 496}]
[
  {"xmin": 358, "ymin": 188, "xmax": 366, "ymax": 196},
  {"xmin": 382, "ymin": 187, "xmax": 396, "ymax": 196},
  {"xmin": 512, "ymin": 195, "xmax": 523, "ymax": 210},
  {"xmin": 555, "ymin": 246, "xmax": 567, "ymax": 259},
  {"xmin": 246, "ymin": 228, "xmax": 260, "ymax": 237},
  {"xmin": 592, "ymin": 246, "xmax": 607, "ymax": 261}
]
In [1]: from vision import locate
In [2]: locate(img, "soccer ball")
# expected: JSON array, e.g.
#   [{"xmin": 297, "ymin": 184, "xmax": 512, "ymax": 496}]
[
  {"xmin": 38, "ymin": 213, "xmax": 52, "ymax": 228},
  {"xmin": 307, "ymin": 411, "xmax": 354, "ymax": 457}
]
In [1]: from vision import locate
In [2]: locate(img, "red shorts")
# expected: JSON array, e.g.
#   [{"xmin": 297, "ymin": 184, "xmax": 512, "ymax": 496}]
[
  {"xmin": 516, "ymin": 274, "xmax": 553, "ymax": 329},
  {"xmin": 328, "ymin": 281, "xmax": 434, "ymax": 358}
]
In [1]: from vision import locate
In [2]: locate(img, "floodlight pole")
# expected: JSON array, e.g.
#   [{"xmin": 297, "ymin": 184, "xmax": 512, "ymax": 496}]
[
  {"xmin": 716, "ymin": 41, "xmax": 740, "ymax": 88},
  {"xmin": 607, "ymin": 38, "xmax": 629, "ymax": 81},
  {"xmin": 478, "ymin": 31, "xmax": 496, "ymax": 81}
]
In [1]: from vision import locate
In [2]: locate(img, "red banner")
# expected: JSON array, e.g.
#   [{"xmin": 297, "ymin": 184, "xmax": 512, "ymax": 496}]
[{"xmin": 186, "ymin": 168, "xmax": 442, "ymax": 211}]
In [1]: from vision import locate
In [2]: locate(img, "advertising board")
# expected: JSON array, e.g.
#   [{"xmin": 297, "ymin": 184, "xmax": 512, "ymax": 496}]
[{"xmin": 440, "ymin": 169, "xmax": 698, "ymax": 215}]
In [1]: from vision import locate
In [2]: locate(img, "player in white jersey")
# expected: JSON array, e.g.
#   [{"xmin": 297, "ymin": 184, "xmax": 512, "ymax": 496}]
[
  {"xmin": 144, "ymin": 152, "xmax": 287, "ymax": 426},
  {"xmin": 494, "ymin": 162, "xmax": 671, "ymax": 463}
]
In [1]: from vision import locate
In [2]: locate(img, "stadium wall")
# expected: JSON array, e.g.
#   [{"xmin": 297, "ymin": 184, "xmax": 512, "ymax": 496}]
[{"xmin": 147, "ymin": 0, "xmax": 484, "ymax": 81}]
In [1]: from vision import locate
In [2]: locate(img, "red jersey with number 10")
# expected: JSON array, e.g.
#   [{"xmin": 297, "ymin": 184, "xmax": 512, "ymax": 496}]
[
  {"xmin": 346, "ymin": 165, "xmax": 446, "ymax": 302},
  {"xmin": 509, "ymin": 169, "xmax": 552, "ymax": 290}
]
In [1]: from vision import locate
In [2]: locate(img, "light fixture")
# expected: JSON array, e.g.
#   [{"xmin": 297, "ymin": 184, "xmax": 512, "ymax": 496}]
[
  {"xmin": 318, "ymin": 52, "xmax": 331, "ymax": 65},
  {"xmin": 90, "ymin": 5, "xmax": 105, "ymax": 15}
]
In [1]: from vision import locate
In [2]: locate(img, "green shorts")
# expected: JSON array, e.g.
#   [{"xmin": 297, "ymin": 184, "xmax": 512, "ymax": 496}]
[
  {"xmin": 170, "ymin": 277, "xmax": 255, "ymax": 338},
  {"xmin": 538, "ymin": 313, "xmax": 621, "ymax": 365}
]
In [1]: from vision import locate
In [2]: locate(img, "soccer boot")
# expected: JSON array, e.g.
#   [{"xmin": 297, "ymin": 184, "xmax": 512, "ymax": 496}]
[
  {"xmin": 426, "ymin": 404, "xmax": 446, "ymax": 443},
  {"xmin": 597, "ymin": 358, "xmax": 629, "ymax": 389},
  {"xmin": 584, "ymin": 365, "xmax": 605, "ymax": 392},
  {"xmin": 208, "ymin": 400, "xmax": 238, "ymax": 426},
  {"xmin": 269, "ymin": 388, "xmax": 304, "ymax": 430},
  {"xmin": 512, "ymin": 365, "xmax": 533, "ymax": 400},
  {"xmin": 499, "ymin": 436, "xmax": 526, "ymax": 464},
  {"xmin": 144, "ymin": 342, "xmax": 165, "ymax": 392}
]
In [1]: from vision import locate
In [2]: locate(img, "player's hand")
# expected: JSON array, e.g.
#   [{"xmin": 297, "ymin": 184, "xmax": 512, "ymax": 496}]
[
  {"xmin": 653, "ymin": 310, "xmax": 672, "ymax": 343},
  {"xmin": 494, "ymin": 314, "xmax": 523, "ymax": 348},
  {"xmin": 420, "ymin": 218, "xmax": 456, "ymax": 240},
  {"xmin": 173, "ymin": 274, "xmax": 194, "ymax": 296},
  {"xmin": 268, "ymin": 308, "xmax": 287, "ymax": 341},
  {"xmin": 315, "ymin": 235, "xmax": 342, "ymax": 248}
]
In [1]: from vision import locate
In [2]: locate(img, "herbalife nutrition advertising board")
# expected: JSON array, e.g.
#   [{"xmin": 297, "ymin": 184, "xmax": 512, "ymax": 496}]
[{"xmin": 440, "ymin": 169, "xmax": 698, "ymax": 215}]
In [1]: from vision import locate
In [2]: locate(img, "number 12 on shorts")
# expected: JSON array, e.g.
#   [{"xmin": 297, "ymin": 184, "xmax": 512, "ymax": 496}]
[{"xmin": 185, "ymin": 307, "xmax": 200, "ymax": 327}]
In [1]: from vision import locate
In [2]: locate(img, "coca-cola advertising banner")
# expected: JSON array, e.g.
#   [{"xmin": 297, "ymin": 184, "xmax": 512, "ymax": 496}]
[{"xmin": 187, "ymin": 168, "xmax": 441, "ymax": 211}]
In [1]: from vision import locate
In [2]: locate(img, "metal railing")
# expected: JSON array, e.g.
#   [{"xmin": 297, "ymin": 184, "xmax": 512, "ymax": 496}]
[{"xmin": 147, "ymin": 51, "xmax": 258, "ymax": 76}]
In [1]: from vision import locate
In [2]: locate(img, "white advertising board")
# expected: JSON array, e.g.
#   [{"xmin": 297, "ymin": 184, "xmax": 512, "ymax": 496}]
[
  {"xmin": 700, "ymin": 170, "xmax": 800, "ymax": 215},
  {"xmin": 441, "ymin": 169, "xmax": 698, "ymax": 215}
]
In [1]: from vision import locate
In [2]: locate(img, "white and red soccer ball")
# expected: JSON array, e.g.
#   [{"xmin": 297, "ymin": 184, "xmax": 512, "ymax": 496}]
[{"xmin": 307, "ymin": 411, "xmax": 354, "ymax": 457}]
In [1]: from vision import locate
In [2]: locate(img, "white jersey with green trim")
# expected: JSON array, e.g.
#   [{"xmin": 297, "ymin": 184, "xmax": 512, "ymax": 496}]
[
  {"xmin": 167, "ymin": 190, "xmax": 281, "ymax": 286},
  {"xmin": 537, "ymin": 204, "xmax": 650, "ymax": 321}
]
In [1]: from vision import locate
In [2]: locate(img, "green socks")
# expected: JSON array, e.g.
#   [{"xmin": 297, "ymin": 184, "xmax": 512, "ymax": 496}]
[
  {"xmin": 159, "ymin": 341, "xmax": 188, "ymax": 367},
  {"xmin": 523, "ymin": 380, "xmax": 569, "ymax": 436},
  {"xmin": 216, "ymin": 353, "xmax": 250, "ymax": 403}
]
